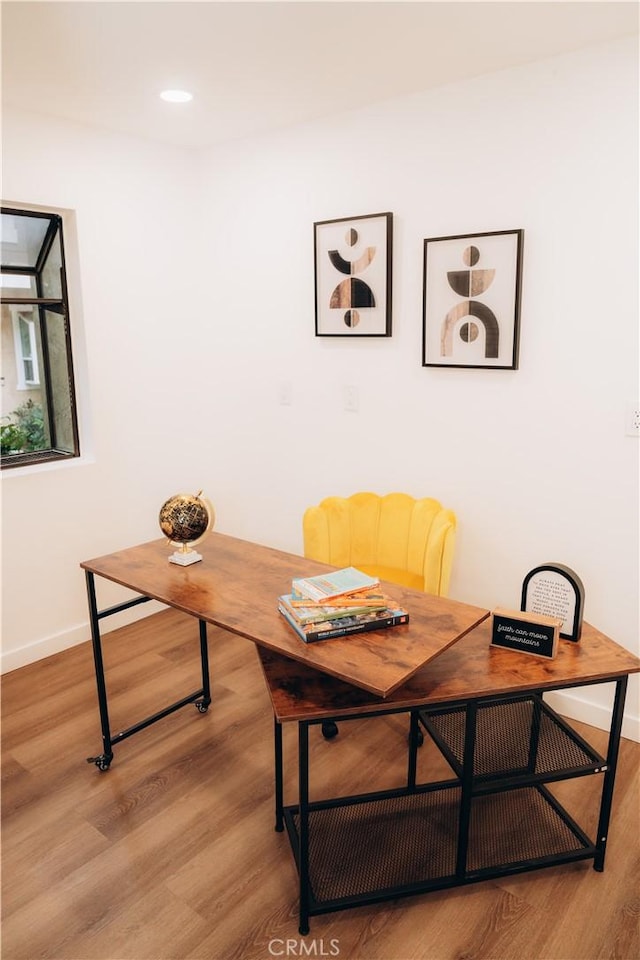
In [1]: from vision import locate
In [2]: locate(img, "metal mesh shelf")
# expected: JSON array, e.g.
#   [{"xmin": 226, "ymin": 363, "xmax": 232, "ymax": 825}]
[
  {"xmin": 465, "ymin": 786, "xmax": 592, "ymax": 872},
  {"xmin": 419, "ymin": 695, "xmax": 603, "ymax": 782},
  {"xmin": 285, "ymin": 784, "xmax": 592, "ymax": 907},
  {"xmin": 287, "ymin": 787, "xmax": 459, "ymax": 903}
]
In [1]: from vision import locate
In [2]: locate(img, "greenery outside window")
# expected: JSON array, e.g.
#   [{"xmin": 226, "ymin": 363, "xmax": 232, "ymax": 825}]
[{"xmin": 1, "ymin": 206, "xmax": 80, "ymax": 468}]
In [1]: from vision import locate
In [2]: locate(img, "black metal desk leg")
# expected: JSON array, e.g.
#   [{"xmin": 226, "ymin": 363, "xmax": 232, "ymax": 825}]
[
  {"xmin": 195, "ymin": 619, "xmax": 211, "ymax": 712},
  {"xmin": 594, "ymin": 675, "xmax": 628, "ymax": 872},
  {"xmin": 407, "ymin": 710, "xmax": 419, "ymax": 789},
  {"xmin": 85, "ymin": 571, "xmax": 114, "ymax": 771},
  {"xmin": 526, "ymin": 690, "xmax": 544, "ymax": 773},
  {"xmin": 274, "ymin": 717, "xmax": 284, "ymax": 832},
  {"xmin": 456, "ymin": 700, "xmax": 478, "ymax": 880},
  {"xmin": 298, "ymin": 721, "xmax": 310, "ymax": 936}
]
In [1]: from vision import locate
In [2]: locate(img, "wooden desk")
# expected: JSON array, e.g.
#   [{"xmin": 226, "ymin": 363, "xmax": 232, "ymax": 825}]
[
  {"xmin": 81, "ymin": 533, "xmax": 488, "ymax": 768},
  {"xmin": 257, "ymin": 621, "xmax": 640, "ymax": 934}
]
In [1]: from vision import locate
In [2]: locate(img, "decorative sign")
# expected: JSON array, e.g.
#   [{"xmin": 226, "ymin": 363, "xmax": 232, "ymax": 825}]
[
  {"xmin": 521, "ymin": 563, "xmax": 584, "ymax": 641},
  {"xmin": 491, "ymin": 607, "xmax": 562, "ymax": 660}
]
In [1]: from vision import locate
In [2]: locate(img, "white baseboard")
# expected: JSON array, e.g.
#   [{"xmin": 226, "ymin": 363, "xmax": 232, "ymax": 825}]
[
  {"xmin": 1, "ymin": 601, "xmax": 167, "ymax": 675},
  {"xmin": 545, "ymin": 689, "xmax": 640, "ymax": 743}
]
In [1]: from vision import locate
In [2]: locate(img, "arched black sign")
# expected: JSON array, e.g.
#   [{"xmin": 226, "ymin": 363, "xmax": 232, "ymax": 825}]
[{"xmin": 521, "ymin": 563, "xmax": 584, "ymax": 642}]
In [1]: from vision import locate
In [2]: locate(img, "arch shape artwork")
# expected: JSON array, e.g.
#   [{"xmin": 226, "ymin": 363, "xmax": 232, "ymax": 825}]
[{"xmin": 441, "ymin": 300, "xmax": 500, "ymax": 358}]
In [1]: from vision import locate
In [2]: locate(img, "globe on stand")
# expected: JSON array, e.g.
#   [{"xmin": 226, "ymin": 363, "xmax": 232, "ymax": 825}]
[{"xmin": 159, "ymin": 491, "xmax": 215, "ymax": 566}]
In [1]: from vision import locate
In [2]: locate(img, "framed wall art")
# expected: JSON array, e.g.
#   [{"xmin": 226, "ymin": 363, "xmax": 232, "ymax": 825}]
[
  {"xmin": 422, "ymin": 228, "xmax": 524, "ymax": 369},
  {"xmin": 314, "ymin": 212, "xmax": 392, "ymax": 337}
]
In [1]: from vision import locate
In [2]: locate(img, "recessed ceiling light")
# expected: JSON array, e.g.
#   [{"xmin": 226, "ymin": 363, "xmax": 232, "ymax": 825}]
[{"xmin": 160, "ymin": 90, "xmax": 193, "ymax": 103}]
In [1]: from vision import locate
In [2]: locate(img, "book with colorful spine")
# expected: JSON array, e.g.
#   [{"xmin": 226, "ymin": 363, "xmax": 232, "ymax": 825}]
[
  {"xmin": 281, "ymin": 591, "xmax": 388, "ymax": 625},
  {"xmin": 278, "ymin": 597, "xmax": 410, "ymax": 643}
]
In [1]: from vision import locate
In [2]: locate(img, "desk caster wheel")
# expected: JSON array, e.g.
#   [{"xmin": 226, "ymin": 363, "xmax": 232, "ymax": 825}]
[
  {"xmin": 87, "ymin": 754, "xmax": 112, "ymax": 771},
  {"xmin": 321, "ymin": 720, "xmax": 339, "ymax": 739},
  {"xmin": 195, "ymin": 700, "xmax": 210, "ymax": 714}
]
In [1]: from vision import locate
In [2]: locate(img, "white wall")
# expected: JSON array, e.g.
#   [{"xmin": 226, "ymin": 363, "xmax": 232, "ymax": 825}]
[
  {"xmin": 1, "ymin": 113, "xmax": 204, "ymax": 657},
  {"xmin": 2, "ymin": 38, "xmax": 638, "ymax": 738}
]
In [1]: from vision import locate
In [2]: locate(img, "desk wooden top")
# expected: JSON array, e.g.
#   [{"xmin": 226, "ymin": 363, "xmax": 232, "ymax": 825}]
[
  {"xmin": 257, "ymin": 618, "xmax": 640, "ymax": 722},
  {"xmin": 81, "ymin": 533, "xmax": 489, "ymax": 698}
]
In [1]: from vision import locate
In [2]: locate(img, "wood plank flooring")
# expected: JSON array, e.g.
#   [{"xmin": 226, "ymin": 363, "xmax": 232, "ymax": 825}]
[{"xmin": 2, "ymin": 608, "xmax": 639, "ymax": 960}]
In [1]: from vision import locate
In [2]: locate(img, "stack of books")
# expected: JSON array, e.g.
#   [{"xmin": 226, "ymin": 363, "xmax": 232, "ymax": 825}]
[{"xmin": 278, "ymin": 566, "xmax": 409, "ymax": 643}]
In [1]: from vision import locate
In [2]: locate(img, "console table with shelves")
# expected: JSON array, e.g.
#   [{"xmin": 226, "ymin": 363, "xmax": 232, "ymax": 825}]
[{"xmin": 257, "ymin": 619, "xmax": 639, "ymax": 935}]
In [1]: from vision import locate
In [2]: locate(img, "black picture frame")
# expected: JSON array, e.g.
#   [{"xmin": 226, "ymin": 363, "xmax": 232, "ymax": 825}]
[
  {"xmin": 314, "ymin": 212, "xmax": 392, "ymax": 337},
  {"xmin": 422, "ymin": 228, "xmax": 523, "ymax": 369}
]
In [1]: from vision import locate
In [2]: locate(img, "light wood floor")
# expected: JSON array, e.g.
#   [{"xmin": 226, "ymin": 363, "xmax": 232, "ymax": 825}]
[{"xmin": 2, "ymin": 608, "xmax": 639, "ymax": 960}]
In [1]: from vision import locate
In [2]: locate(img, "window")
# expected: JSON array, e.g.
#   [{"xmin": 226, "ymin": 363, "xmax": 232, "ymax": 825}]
[
  {"xmin": 12, "ymin": 308, "xmax": 40, "ymax": 387},
  {"xmin": 1, "ymin": 207, "xmax": 80, "ymax": 468}
]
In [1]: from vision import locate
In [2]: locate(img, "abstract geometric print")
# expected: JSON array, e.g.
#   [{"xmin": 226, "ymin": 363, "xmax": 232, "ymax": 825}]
[
  {"xmin": 422, "ymin": 230, "xmax": 523, "ymax": 369},
  {"xmin": 328, "ymin": 230, "xmax": 377, "ymax": 329},
  {"xmin": 442, "ymin": 245, "xmax": 499, "ymax": 358},
  {"xmin": 314, "ymin": 213, "xmax": 392, "ymax": 336}
]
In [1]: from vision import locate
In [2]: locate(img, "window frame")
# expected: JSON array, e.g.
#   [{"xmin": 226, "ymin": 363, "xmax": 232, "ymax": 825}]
[
  {"xmin": 1, "ymin": 205, "xmax": 80, "ymax": 469},
  {"xmin": 11, "ymin": 307, "xmax": 41, "ymax": 388}
]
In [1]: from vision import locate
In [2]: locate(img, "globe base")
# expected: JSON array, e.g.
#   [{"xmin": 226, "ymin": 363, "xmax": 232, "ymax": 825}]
[{"xmin": 169, "ymin": 549, "xmax": 203, "ymax": 566}]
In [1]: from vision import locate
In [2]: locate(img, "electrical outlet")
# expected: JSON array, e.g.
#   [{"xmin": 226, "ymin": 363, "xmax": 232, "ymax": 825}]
[
  {"xmin": 343, "ymin": 385, "xmax": 359, "ymax": 412},
  {"xmin": 625, "ymin": 404, "xmax": 640, "ymax": 437}
]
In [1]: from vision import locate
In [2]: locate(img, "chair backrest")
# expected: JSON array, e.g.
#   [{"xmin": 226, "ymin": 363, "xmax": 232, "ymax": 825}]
[{"xmin": 303, "ymin": 492, "xmax": 456, "ymax": 597}]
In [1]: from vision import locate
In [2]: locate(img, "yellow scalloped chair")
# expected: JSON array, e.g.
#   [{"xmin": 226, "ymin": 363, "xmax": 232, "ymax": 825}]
[
  {"xmin": 303, "ymin": 492, "xmax": 457, "ymax": 739},
  {"xmin": 303, "ymin": 491, "xmax": 456, "ymax": 597}
]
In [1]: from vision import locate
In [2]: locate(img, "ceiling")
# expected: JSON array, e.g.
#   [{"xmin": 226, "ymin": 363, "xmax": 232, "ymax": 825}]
[{"xmin": 2, "ymin": 1, "xmax": 638, "ymax": 150}]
